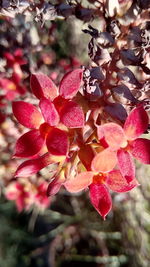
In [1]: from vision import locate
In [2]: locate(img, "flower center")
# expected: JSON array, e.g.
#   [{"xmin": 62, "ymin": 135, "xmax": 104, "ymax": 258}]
[
  {"xmin": 93, "ymin": 173, "xmax": 106, "ymax": 184},
  {"xmin": 39, "ymin": 122, "xmax": 52, "ymax": 138}
]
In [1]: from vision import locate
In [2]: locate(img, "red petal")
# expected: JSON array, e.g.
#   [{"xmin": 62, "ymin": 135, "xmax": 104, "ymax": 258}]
[
  {"xmin": 59, "ymin": 69, "xmax": 83, "ymax": 99},
  {"xmin": 15, "ymin": 153, "xmax": 54, "ymax": 177},
  {"xmin": 97, "ymin": 123, "xmax": 127, "ymax": 150},
  {"xmin": 64, "ymin": 172, "xmax": 93, "ymax": 193},
  {"xmin": 106, "ymin": 170, "xmax": 139, "ymax": 193},
  {"xmin": 91, "ymin": 149, "xmax": 117, "ymax": 173},
  {"xmin": 14, "ymin": 130, "xmax": 44, "ymax": 158},
  {"xmin": 124, "ymin": 106, "xmax": 149, "ymax": 140},
  {"xmin": 60, "ymin": 101, "xmax": 84, "ymax": 128},
  {"xmin": 39, "ymin": 98, "xmax": 59, "ymax": 126},
  {"xmin": 30, "ymin": 73, "xmax": 58, "ymax": 101},
  {"xmin": 46, "ymin": 128, "xmax": 69, "ymax": 156},
  {"xmin": 47, "ymin": 177, "xmax": 63, "ymax": 196},
  {"xmin": 89, "ymin": 183, "xmax": 112, "ymax": 219},
  {"xmin": 4, "ymin": 52, "xmax": 14, "ymax": 64},
  {"xmin": 12, "ymin": 101, "xmax": 43, "ymax": 129},
  {"xmin": 117, "ymin": 149, "xmax": 135, "ymax": 183},
  {"xmin": 16, "ymin": 197, "xmax": 25, "ymax": 212},
  {"xmin": 129, "ymin": 138, "xmax": 150, "ymax": 164}
]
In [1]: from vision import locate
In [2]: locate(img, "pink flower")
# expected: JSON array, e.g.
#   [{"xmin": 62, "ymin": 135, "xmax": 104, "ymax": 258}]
[
  {"xmin": 13, "ymin": 69, "xmax": 84, "ymax": 177},
  {"xmin": 63, "ymin": 148, "xmax": 139, "ymax": 219},
  {"xmin": 46, "ymin": 146, "xmax": 138, "ymax": 219},
  {"xmin": 4, "ymin": 49, "xmax": 27, "ymax": 67},
  {"xmin": 5, "ymin": 180, "xmax": 50, "ymax": 212},
  {"xmin": 0, "ymin": 50, "xmax": 27, "ymax": 101},
  {"xmin": 0, "ymin": 77, "xmax": 26, "ymax": 101},
  {"xmin": 5, "ymin": 181, "xmax": 31, "ymax": 212},
  {"xmin": 93, "ymin": 106, "xmax": 150, "ymax": 183},
  {"xmin": 46, "ymin": 105, "xmax": 149, "ymax": 218},
  {"xmin": 4, "ymin": 49, "xmax": 27, "ymax": 82}
]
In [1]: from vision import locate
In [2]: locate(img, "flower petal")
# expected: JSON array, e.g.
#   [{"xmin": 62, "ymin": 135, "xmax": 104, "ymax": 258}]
[
  {"xmin": 124, "ymin": 106, "xmax": 149, "ymax": 140},
  {"xmin": 14, "ymin": 130, "xmax": 44, "ymax": 158},
  {"xmin": 15, "ymin": 153, "xmax": 55, "ymax": 177},
  {"xmin": 12, "ymin": 101, "xmax": 43, "ymax": 129},
  {"xmin": 59, "ymin": 69, "xmax": 83, "ymax": 99},
  {"xmin": 89, "ymin": 183, "xmax": 112, "ymax": 219},
  {"xmin": 64, "ymin": 172, "xmax": 93, "ymax": 193},
  {"xmin": 97, "ymin": 123, "xmax": 127, "ymax": 150},
  {"xmin": 60, "ymin": 100, "xmax": 84, "ymax": 128},
  {"xmin": 30, "ymin": 73, "xmax": 58, "ymax": 101},
  {"xmin": 46, "ymin": 128, "xmax": 69, "ymax": 156},
  {"xmin": 91, "ymin": 149, "xmax": 117, "ymax": 173},
  {"xmin": 47, "ymin": 177, "xmax": 63, "ymax": 196},
  {"xmin": 39, "ymin": 98, "xmax": 59, "ymax": 126},
  {"xmin": 117, "ymin": 149, "xmax": 135, "ymax": 183},
  {"xmin": 129, "ymin": 138, "xmax": 150, "ymax": 164},
  {"xmin": 106, "ymin": 170, "xmax": 139, "ymax": 193}
]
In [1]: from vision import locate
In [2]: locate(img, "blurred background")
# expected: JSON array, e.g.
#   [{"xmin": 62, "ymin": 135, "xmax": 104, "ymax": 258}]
[{"xmin": 0, "ymin": 1, "xmax": 150, "ymax": 266}]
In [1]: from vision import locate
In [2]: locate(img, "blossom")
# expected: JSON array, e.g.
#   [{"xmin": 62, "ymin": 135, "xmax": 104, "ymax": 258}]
[
  {"xmin": 4, "ymin": 49, "xmax": 27, "ymax": 84},
  {"xmin": 63, "ymin": 148, "xmax": 139, "ymax": 219},
  {"xmin": 93, "ymin": 106, "xmax": 150, "ymax": 183},
  {"xmin": 0, "ymin": 77, "xmax": 26, "ymax": 101},
  {"xmin": 13, "ymin": 69, "xmax": 84, "ymax": 177},
  {"xmin": 0, "ymin": 49, "xmax": 27, "ymax": 101},
  {"xmin": 46, "ymin": 146, "xmax": 138, "ymax": 219},
  {"xmin": 4, "ymin": 49, "xmax": 27, "ymax": 68},
  {"xmin": 5, "ymin": 181, "xmax": 32, "ymax": 212},
  {"xmin": 46, "ymin": 105, "xmax": 149, "ymax": 219},
  {"xmin": 5, "ymin": 179, "xmax": 50, "ymax": 212}
]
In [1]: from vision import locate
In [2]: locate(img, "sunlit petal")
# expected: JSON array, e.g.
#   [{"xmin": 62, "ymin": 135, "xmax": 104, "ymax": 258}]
[
  {"xmin": 46, "ymin": 128, "xmax": 69, "ymax": 156},
  {"xmin": 106, "ymin": 170, "xmax": 139, "ymax": 193},
  {"xmin": 91, "ymin": 149, "xmax": 117, "ymax": 173},
  {"xmin": 59, "ymin": 69, "xmax": 83, "ymax": 99},
  {"xmin": 39, "ymin": 98, "xmax": 60, "ymax": 126},
  {"xmin": 124, "ymin": 106, "xmax": 149, "ymax": 140},
  {"xmin": 89, "ymin": 183, "xmax": 112, "ymax": 219},
  {"xmin": 64, "ymin": 172, "xmax": 93, "ymax": 193},
  {"xmin": 30, "ymin": 73, "xmax": 58, "ymax": 101},
  {"xmin": 97, "ymin": 123, "xmax": 127, "ymax": 150},
  {"xmin": 60, "ymin": 100, "xmax": 84, "ymax": 128},
  {"xmin": 12, "ymin": 101, "xmax": 43, "ymax": 129},
  {"xmin": 117, "ymin": 149, "xmax": 135, "ymax": 183},
  {"xmin": 15, "ymin": 153, "xmax": 55, "ymax": 177},
  {"xmin": 14, "ymin": 129, "xmax": 44, "ymax": 158},
  {"xmin": 129, "ymin": 138, "xmax": 150, "ymax": 164}
]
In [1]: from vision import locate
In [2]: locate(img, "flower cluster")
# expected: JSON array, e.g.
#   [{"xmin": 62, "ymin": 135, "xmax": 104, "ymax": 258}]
[
  {"xmin": 64, "ymin": 105, "xmax": 150, "ymax": 218},
  {"xmin": 0, "ymin": 49, "xmax": 27, "ymax": 101},
  {"xmin": 12, "ymin": 70, "xmax": 150, "ymax": 219},
  {"xmin": 5, "ymin": 179, "xmax": 50, "ymax": 212},
  {"xmin": 12, "ymin": 69, "xmax": 84, "ymax": 177}
]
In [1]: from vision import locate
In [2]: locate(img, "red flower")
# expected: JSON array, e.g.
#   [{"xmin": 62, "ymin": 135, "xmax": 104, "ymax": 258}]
[
  {"xmin": 5, "ymin": 180, "xmax": 50, "ymax": 212},
  {"xmin": 13, "ymin": 69, "xmax": 84, "ymax": 177},
  {"xmin": 5, "ymin": 181, "xmax": 31, "ymax": 212},
  {"xmin": 0, "ymin": 49, "xmax": 27, "ymax": 102},
  {"xmin": 4, "ymin": 49, "xmax": 27, "ymax": 83},
  {"xmin": 4, "ymin": 49, "xmax": 27, "ymax": 67},
  {"xmin": 0, "ymin": 77, "xmax": 26, "ymax": 101},
  {"xmin": 93, "ymin": 106, "xmax": 150, "ymax": 183},
  {"xmin": 63, "ymin": 148, "xmax": 139, "ymax": 219}
]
